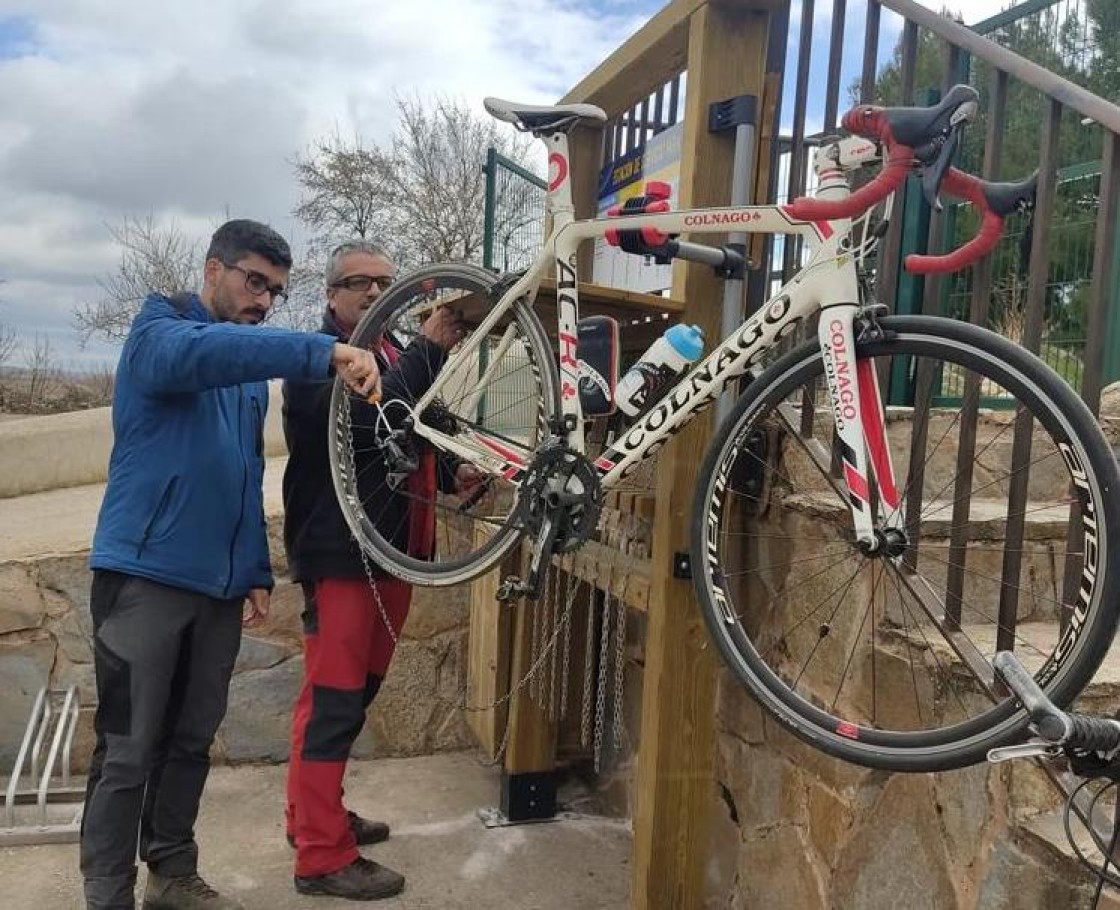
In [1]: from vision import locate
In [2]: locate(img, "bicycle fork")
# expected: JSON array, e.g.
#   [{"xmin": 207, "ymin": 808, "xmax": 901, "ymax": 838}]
[{"xmin": 818, "ymin": 304, "xmax": 903, "ymax": 552}]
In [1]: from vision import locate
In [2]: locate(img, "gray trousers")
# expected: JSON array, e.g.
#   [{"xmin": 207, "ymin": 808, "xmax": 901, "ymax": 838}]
[{"xmin": 80, "ymin": 572, "xmax": 242, "ymax": 910}]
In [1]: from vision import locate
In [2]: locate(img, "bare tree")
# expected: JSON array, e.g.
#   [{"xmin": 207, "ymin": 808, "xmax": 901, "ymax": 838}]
[
  {"xmin": 292, "ymin": 95, "xmax": 539, "ymax": 271},
  {"xmin": 267, "ymin": 262, "xmax": 329, "ymax": 332},
  {"xmin": 292, "ymin": 133, "xmax": 398, "ymax": 258},
  {"xmin": 74, "ymin": 216, "xmax": 200, "ymax": 343},
  {"xmin": 23, "ymin": 333, "xmax": 60, "ymax": 411},
  {"xmin": 0, "ymin": 322, "xmax": 15, "ymax": 370},
  {"xmin": 0, "ymin": 322, "xmax": 16, "ymax": 411},
  {"xmin": 78, "ymin": 362, "xmax": 116, "ymax": 406}
]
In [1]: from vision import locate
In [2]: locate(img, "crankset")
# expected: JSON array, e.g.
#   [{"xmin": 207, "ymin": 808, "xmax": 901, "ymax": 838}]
[{"xmin": 496, "ymin": 446, "xmax": 603, "ymax": 602}]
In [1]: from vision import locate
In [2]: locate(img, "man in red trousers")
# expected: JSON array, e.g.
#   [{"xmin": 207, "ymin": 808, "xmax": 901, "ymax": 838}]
[{"xmin": 281, "ymin": 241, "xmax": 477, "ymax": 900}]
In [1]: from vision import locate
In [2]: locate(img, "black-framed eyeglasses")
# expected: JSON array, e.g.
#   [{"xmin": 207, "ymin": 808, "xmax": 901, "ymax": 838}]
[
  {"xmin": 223, "ymin": 262, "xmax": 288, "ymax": 301},
  {"xmin": 330, "ymin": 274, "xmax": 394, "ymax": 294}
]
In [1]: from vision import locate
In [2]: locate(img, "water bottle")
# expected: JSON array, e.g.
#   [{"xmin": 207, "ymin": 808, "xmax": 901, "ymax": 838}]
[{"xmin": 616, "ymin": 324, "xmax": 705, "ymax": 417}]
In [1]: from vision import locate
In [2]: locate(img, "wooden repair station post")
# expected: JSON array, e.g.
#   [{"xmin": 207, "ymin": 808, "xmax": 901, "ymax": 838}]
[{"xmin": 466, "ymin": 1, "xmax": 780, "ymax": 906}]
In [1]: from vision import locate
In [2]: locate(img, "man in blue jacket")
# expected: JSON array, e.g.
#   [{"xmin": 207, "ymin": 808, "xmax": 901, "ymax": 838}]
[{"xmin": 81, "ymin": 219, "xmax": 382, "ymax": 910}]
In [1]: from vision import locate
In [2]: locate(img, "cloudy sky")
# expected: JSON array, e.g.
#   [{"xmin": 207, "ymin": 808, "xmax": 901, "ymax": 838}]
[{"xmin": 0, "ymin": 0, "xmax": 1021, "ymax": 366}]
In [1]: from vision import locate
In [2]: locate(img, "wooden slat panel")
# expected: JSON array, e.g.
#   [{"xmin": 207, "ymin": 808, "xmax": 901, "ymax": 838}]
[{"xmin": 504, "ymin": 547, "xmax": 558, "ymax": 774}]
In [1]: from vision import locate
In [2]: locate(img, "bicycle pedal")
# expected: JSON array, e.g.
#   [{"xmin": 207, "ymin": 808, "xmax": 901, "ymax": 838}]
[{"xmin": 496, "ymin": 576, "xmax": 531, "ymax": 603}]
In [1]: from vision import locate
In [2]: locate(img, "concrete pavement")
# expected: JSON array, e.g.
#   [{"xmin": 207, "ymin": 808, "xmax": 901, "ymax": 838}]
[{"xmin": 0, "ymin": 751, "xmax": 631, "ymax": 909}]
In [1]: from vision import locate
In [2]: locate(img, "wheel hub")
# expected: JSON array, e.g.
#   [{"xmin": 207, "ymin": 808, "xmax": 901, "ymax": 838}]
[{"xmin": 858, "ymin": 526, "xmax": 909, "ymax": 559}]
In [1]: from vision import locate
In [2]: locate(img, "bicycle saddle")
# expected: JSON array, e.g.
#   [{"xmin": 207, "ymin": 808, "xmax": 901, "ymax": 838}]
[{"xmin": 483, "ymin": 97, "xmax": 608, "ymax": 132}]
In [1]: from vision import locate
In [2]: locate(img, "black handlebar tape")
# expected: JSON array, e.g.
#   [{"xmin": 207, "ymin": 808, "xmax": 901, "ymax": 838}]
[{"xmin": 1066, "ymin": 715, "xmax": 1120, "ymax": 754}]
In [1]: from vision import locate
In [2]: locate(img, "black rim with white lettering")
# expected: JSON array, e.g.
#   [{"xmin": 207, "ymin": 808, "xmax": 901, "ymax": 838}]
[
  {"xmin": 328, "ymin": 263, "xmax": 558, "ymax": 587},
  {"xmin": 691, "ymin": 315, "xmax": 1120, "ymax": 771}
]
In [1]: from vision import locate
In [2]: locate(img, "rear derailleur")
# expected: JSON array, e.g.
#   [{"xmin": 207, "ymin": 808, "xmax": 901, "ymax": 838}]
[{"xmin": 374, "ymin": 399, "xmax": 460, "ymax": 491}]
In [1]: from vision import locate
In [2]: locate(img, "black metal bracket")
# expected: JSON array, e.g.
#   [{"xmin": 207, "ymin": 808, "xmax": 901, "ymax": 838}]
[
  {"xmin": 498, "ymin": 770, "xmax": 558, "ymax": 823},
  {"xmin": 708, "ymin": 94, "xmax": 759, "ymax": 133}
]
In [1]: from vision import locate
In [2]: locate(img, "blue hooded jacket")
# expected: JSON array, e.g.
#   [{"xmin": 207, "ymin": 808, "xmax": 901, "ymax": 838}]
[{"xmin": 90, "ymin": 292, "xmax": 336, "ymax": 599}]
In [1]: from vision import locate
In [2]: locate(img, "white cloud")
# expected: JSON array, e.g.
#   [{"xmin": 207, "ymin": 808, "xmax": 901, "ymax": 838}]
[
  {"xmin": 0, "ymin": 0, "xmax": 650, "ymax": 364},
  {"xmin": 0, "ymin": 0, "xmax": 1085, "ymax": 365}
]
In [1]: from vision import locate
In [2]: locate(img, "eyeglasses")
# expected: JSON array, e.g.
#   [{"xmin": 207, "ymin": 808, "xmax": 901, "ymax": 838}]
[
  {"xmin": 330, "ymin": 274, "xmax": 395, "ymax": 294},
  {"xmin": 223, "ymin": 263, "xmax": 288, "ymax": 301}
]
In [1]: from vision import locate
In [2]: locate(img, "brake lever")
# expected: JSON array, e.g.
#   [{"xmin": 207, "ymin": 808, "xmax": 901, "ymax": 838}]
[
  {"xmin": 920, "ymin": 124, "xmax": 962, "ymax": 211},
  {"xmin": 987, "ymin": 739, "xmax": 1062, "ymax": 763}
]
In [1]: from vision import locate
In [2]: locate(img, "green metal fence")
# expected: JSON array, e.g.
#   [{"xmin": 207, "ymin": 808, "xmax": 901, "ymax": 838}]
[
  {"xmin": 481, "ymin": 147, "xmax": 547, "ymax": 273},
  {"xmin": 891, "ymin": 0, "xmax": 1112, "ymax": 400}
]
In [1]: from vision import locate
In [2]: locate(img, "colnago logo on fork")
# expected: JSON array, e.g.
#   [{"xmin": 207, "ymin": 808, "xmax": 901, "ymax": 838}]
[{"xmin": 818, "ymin": 305, "xmax": 902, "ymax": 535}]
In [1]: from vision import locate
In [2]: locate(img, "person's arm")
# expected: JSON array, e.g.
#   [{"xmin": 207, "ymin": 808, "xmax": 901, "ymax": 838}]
[{"xmin": 126, "ymin": 305, "xmax": 335, "ymax": 394}]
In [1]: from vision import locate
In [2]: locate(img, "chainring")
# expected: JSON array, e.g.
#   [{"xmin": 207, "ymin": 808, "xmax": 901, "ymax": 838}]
[{"xmin": 515, "ymin": 446, "xmax": 603, "ymax": 554}]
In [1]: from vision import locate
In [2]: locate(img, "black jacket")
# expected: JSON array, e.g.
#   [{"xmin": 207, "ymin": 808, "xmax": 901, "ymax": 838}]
[{"xmin": 282, "ymin": 311, "xmax": 455, "ymax": 582}]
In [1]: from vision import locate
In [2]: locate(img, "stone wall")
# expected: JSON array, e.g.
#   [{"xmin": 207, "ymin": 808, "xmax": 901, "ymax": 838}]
[
  {"xmin": 581, "ymin": 633, "xmax": 1116, "ymax": 909},
  {"xmin": 0, "ymin": 514, "xmax": 475, "ymax": 774},
  {"xmin": 705, "ymin": 676, "xmax": 1117, "ymax": 909}
]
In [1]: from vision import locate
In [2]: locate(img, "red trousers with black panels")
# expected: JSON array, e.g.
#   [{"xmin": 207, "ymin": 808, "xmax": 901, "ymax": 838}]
[{"xmin": 285, "ymin": 577, "xmax": 411, "ymax": 877}]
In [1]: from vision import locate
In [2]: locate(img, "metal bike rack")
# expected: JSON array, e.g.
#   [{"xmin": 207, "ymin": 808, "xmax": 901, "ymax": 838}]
[{"xmin": 1, "ymin": 685, "xmax": 85, "ymax": 846}]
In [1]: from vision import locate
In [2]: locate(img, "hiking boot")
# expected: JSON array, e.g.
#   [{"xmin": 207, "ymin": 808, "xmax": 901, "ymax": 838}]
[
  {"xmin": 294, "ymin": 856, "xmax": 405, "ymax": 901},
  {"xmin": 142, "ymin": 872, "xmax": 244, "ymax": 910},
  {"xmin": 287, "ymin": 812, "xmax": 391, "ymax": 848},
  {"xmin": 347, "ymin": 812, "xmax": 391, "ymax": 846}
]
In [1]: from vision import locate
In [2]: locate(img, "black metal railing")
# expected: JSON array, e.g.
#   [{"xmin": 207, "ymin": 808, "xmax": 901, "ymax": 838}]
[{"xmin": 764, "ymin": 0, "xmax": 1120, "ymax": 690}]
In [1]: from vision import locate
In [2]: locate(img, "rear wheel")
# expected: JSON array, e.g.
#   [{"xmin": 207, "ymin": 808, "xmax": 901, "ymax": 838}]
[
  {"xmin": 329, "ymin": 263, "xmax": 560, "ymax": 586},
  {"xmin": 691, "ymin": 315, "xmax": 1120, "ymax": 771}
]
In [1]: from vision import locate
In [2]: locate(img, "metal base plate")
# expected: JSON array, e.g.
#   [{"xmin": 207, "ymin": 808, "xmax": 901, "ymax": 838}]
[{"xmin": 477, "ymin": 806, "xmax": 587, "ymax": 829}]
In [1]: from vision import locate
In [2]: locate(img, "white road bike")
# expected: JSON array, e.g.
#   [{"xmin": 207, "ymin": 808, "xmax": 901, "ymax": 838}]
[{"xmin": 328, "ymin": 85, "xmax": 1120, "ymax": 772}]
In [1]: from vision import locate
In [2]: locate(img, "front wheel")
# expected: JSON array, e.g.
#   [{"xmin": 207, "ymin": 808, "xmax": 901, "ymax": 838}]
[
  {"xmin": 329, "ymin": 263, "xmax": 560, "ymax": 587},
  {"xmin": 691, "ymin": 315, "xmax": 1120, "ymax": 771}
]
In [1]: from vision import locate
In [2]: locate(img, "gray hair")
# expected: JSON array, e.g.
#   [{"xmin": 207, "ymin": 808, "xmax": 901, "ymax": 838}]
[{"xmin": 325, "ymin": 240, "xmax": 392, "ymax": 285}]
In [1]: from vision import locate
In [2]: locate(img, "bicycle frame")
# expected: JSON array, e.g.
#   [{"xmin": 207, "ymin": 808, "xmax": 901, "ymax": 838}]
[{"xmin": 409, "ymin": 129, "xmax": 903, "ymax": 548}]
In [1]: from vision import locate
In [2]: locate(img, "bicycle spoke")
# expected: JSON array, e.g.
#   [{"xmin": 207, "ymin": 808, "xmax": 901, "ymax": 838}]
[
  {"xmin": 882, "ymin": 565, "xmax": 973, "ymax": 720},
  {"xmin": 788, "ymin": 562, "xmax": 867, "ymax": 691}
]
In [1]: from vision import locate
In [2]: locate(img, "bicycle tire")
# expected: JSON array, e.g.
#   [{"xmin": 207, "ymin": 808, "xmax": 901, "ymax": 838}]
[
  {"xmin": 329, "ymin": 262, "xmax": 560, "ymax": 587},
  {"xmin": 691, "ymin": 315, "xmax": 1120, "ymax": 771}
]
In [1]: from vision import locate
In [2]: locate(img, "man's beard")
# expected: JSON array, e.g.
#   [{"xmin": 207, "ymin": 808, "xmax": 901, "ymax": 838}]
[{"xmin": 215, "ymin": 293, "xmax": 263, "ymax": 324}]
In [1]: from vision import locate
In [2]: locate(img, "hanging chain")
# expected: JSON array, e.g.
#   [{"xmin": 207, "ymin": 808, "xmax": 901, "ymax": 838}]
[
  {"xmin": 547, "ymin": 563, "xmax": 560, "ymax": 720},
  {"xmin": 484, "ymin": 567, "xmax": 581, "ymax": 764},
  {"xmin": 559, "ymin": 569, "xmax": 574, "ymax": 720},
  {"xmin": 344, "ymin": 394, "xmax": 403, "ymax": 650},
  {"xmin": 593, "ymin": 563, "xmax": 615, "ymax": 774},
  {"xmin": 529, "ymin": 564, "xmax": 544, "ymax": 702},
  {"xmin": 612, "ymin": 563, "xmax": 631, "ymax": 750},
  {"xmin": 580, "ymin": 553, "xmax": 598, "ymax": 749}
]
